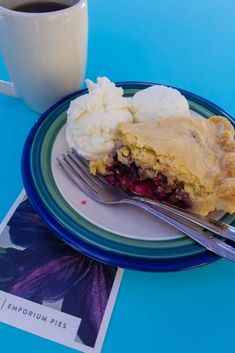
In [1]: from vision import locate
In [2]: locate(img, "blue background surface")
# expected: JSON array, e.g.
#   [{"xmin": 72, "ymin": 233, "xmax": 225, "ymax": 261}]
[{"xmin": 1, "ymin": 0, "xmax": 235, "ymax": 352}]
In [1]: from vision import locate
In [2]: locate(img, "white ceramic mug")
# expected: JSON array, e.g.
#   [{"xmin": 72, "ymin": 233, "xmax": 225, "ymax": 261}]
[{"xmin": 0, "ymin": 0, "xmax": 88, "ymax": 113}]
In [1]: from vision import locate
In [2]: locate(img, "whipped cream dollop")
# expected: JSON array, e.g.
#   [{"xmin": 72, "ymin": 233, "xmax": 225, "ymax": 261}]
[
  {"xmin": 131, "ymin": 85, "xmax": 190, "ymax": 122},
  {"xmin": 66, "ymin": 77, "xmax": 133, "ymax": 160}
]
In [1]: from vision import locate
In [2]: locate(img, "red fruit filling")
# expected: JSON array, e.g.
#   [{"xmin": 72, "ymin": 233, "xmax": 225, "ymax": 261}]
[{"xmin": 106, "ymin": 156, "xmax": 192, "ymax": 209}]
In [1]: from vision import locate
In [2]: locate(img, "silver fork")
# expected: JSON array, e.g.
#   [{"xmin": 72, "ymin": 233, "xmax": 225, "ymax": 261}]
[
  {"xmin": 67, "ymin": 149, "xmax": 235, "ymax": 241},
  {"xmin": 57, "ymin": 150, "xmax": 235, "ymax": 262}
]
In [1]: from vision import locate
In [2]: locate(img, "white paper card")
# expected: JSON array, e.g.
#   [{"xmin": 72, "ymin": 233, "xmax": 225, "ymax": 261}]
[{"xmin": 0, "ymin": 191, "xmax": 123, "ymax": 353}]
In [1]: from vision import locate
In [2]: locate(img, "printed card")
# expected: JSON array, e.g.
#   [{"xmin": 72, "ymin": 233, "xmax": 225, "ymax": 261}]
[{"xmin": 0, "ymin": 191, "xmax": 123, "ymax": 353}]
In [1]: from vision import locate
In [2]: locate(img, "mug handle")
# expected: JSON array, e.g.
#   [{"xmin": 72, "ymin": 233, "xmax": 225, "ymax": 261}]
[{"xmin": 0, "ymin": 80, "xmax": 18, "ymax": 97}]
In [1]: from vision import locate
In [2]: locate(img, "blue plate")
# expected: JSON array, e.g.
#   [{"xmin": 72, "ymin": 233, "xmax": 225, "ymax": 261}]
[{"xmin": 21, "ymin": 82, "xmax": 235, "ymax": 271}]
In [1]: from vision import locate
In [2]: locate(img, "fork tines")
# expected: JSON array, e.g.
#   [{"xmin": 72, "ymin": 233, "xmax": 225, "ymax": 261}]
[{"xmin": 57, "ymin": 150, "xmax": 106, "ymax": 197}]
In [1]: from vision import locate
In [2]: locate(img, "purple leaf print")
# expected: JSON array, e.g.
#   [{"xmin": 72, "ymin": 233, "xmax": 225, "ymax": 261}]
[
  {"xmin": 0, "ymin": 198, "xmax": 117, "ymax": 347},
  {"xmin": 62, "ymin": 262, "xmax": 116, "ymax": 347},
  {"xmin": 10, "ymin": 251, "xmax": 92, "ymax": 303}
]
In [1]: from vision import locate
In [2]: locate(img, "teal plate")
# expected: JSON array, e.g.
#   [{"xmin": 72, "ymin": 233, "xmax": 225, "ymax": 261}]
[{"xmin": 21, "ymin": 82, "xmax": 235, "ymax": 271}]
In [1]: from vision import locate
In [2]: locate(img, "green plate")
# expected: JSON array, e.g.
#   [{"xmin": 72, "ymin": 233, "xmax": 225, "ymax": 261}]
[{"xmin": 21, "ymin": 82, "xmax": 235, "ymax": 271}]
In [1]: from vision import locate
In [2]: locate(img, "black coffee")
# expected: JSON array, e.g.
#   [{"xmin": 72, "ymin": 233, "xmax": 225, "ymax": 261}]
[{"xmin": 11, "ymin": 1, "xmax": 69, "ymax": 12}]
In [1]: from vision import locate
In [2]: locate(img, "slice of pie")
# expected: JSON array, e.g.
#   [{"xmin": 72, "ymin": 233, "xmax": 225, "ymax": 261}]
[{"xmin": 89, "ymin": 115, "xmax": 235, "ymax": 216}]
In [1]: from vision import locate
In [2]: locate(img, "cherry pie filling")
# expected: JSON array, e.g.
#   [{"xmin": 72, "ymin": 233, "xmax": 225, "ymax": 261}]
[{"xmin": 105, "ymin": 155, "xmax": 192, "ymax": 209}]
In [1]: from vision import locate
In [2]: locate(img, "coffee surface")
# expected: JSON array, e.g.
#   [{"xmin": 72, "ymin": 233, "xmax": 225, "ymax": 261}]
[{"xmin": 11, "ymin": 1, "xmax": 69, "ymax": 12}]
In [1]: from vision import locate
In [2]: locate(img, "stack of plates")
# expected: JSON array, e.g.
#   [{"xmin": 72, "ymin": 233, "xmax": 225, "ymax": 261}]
[{"xmin": 21, "ymin": 82, "xmax": 235, "ymax": 271}]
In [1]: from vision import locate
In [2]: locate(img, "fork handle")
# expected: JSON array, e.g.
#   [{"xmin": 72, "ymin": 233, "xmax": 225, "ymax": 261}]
[
  {"xmin": 122, "ymin": 198, "xmax": 235, "ymax": 262},
  {"xmin": 132, "ymin": 196, "xmax": 235, "ymax": 242}
]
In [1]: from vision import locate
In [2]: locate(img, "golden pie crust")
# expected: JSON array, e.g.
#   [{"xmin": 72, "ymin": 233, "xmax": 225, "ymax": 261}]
[{"xmin": 91, "ymin": 115, "xmax": 235, "ymax": 216}]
